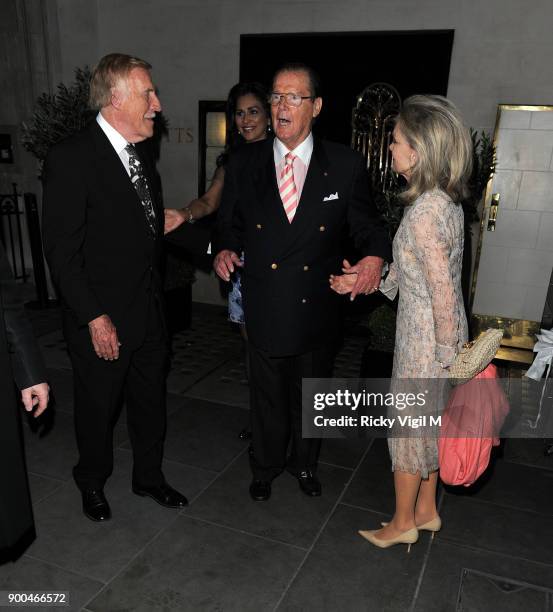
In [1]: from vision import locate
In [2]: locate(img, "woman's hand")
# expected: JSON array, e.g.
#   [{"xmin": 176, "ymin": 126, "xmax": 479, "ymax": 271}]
[
  {"xmin": 329, "ymin": 271, "xmax": 358, "ymax": 294},
  {"xmin": 330, "ymin": 258, "xmax": 383, "ymax": 297},
  {"xmin": 342, "ymin": 256, "xmax": 383, "ymax": 299},
  {"xmin": 164, "ymin": 208, "xmax": 188, "ymax": 234}
]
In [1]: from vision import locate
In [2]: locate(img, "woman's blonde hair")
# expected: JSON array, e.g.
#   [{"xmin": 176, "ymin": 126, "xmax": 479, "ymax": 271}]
[
  {"xmin": 396, "ymin": 95, "xmax": 473, "ymax": 205},
  {"xmin": 89, "ymin": 53, "xmax": 152, "ymax": 110}
]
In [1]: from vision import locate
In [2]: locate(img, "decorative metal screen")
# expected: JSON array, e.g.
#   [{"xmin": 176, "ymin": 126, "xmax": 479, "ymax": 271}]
[{"xmin": 351, "ymin": 83, "xmax": 401, "ymax": 194}]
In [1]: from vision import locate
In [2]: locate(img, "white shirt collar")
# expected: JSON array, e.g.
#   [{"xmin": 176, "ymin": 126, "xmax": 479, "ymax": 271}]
[
  {"xmin": 273, "ymin": 132, "xmax": 313, "ymax": 166},
  {"xmin": 96, "ymin": 112, "xmax": 129, "ymax": 155}
]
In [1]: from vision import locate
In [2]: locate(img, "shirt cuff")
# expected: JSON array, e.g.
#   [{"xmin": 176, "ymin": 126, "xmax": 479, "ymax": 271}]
[{"xmin": 435, "ymin": 343, "xmax": 457, "ymax": 367}]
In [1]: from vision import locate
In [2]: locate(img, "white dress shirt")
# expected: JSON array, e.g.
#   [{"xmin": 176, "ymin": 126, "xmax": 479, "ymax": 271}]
[
  {"xmin": 273, "ymin": 133, "xmax": 313, "ymax": 200},
  {"xmin": 96, "ymin": 112, "xmax": 131, "ymax": 176}
]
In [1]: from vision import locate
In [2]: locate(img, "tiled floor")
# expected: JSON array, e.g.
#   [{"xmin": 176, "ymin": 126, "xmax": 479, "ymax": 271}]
[{"xmin": 2, "ymin": 303, "xmax": 553, "ymax": 611}]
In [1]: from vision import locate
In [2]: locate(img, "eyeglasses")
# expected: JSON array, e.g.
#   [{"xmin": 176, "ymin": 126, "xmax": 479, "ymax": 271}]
[{"xmin": 269, "ymin": 92, "xmax": 315, "ymax": 107}]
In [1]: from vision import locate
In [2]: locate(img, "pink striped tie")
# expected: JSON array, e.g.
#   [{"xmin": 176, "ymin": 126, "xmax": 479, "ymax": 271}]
[{"xmin": 279, "ymin": 152, "xmax": 298, "ymax": 222}]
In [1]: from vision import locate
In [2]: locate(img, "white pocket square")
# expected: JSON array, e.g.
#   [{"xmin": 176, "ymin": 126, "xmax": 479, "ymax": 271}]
[{"xmin": 323, "ymin": 192, "xmax": 339, "ymax": 202}]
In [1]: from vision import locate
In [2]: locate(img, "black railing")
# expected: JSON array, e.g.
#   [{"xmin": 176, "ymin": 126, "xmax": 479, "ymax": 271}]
[
  {"xmin": 0, "ymin": 183, "xmax": 52, "ymax": 308},
  {"xmin": 0, "ymin": 183, "xmax": 28, "ymax": 282},
  {"xmin": 24, "ymin": 192, "xmax": 51, "ymax": 308}
]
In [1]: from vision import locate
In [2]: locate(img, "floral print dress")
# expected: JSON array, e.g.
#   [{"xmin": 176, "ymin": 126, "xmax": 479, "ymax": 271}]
[
  {"xmin": 228, "ymin": 261, "xmax": 245, "ymax": 325},
  {"xmin": 380, "ymin": 188, "xmax": 468, "ymax": 477}
]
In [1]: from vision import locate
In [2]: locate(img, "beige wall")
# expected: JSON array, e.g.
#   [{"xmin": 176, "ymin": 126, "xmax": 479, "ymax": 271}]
[
  {"xmin": 3, "ymin": 0, "xmax": 552, "ymax": 303},
  {"xmin": 0, "ymin": 0, "xmax": 60, "ymax": 195},
  {"xmin": 473, "ymin": 108, "xmax": 553, "ymax": 322}
]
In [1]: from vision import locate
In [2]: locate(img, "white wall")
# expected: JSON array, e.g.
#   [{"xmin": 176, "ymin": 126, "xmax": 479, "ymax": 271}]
[{"xmin": 16, "ymin": 0, "xmax": 553, "ymax": 303}]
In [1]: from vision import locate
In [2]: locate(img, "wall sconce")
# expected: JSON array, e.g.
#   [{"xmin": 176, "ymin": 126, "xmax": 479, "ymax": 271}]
[{"xmin": 198, "ymin": 101, "xmax": 226, "ymax": 196}]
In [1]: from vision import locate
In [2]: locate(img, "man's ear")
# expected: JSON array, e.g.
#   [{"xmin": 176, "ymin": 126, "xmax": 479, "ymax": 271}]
[
  {"xmin": 110, "ymin": 88, "xmax": 123, "ymax": 110},
  {"xmin": 313, "ymin": 97, "xmax": 322, "ymax": 119}
]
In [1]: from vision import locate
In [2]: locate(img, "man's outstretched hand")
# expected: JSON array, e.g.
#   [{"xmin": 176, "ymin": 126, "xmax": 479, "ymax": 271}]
[{"xmin": 214, "ymin": 249, "xmax": 243, "ymax": 282}]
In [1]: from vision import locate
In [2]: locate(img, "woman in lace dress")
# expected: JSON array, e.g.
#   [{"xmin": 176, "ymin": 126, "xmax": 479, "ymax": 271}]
[{"xmin": 331, "ymin": 95, "xmax": 472, "ymax": 550}]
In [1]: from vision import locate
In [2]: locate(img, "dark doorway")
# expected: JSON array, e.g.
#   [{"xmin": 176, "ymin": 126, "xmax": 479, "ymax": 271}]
[{"xmin": 240, "ymin": 30, "xmax": 454, "ymax": 145}]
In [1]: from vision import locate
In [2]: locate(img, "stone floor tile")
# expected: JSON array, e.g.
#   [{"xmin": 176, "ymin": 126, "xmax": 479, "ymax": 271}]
[
  {"xmin": 27, "ymin": 472, "xmax": 65, "ymax": 505},
  {"xmin": 414, "ymin": 540, "xmax": 553, "ymax": 611},
  {"xmin": 26, "ymin": 450, "xmax": 214, "ymax": 583},
  {"xmin": 279, "ymin": 504, "xmax": 425, "ymax": 611},
  {"xmin": 439, "ymin": 494, "xmax": 553, "ymax": 566},
  {"xmin": 132, "ymin": 397, "xmax": 250, "ymax": 472},
  {"xmin": 186, "ymin": 453, "xmax": 352, "ymax": 548},
  {"xmin": 87, "ymin": 515, "xmax": 304, "ymax": 612},
  {"xmin": 341, "ymin": 438, "xmax": 395, "ymax": 516},
  {"xmin": 22, "ymin": 411, "xmax": 128, "ymax": 482},
  {"xmin": 0, "ymin": 555, "xmax": 103, "ymax": 612}
]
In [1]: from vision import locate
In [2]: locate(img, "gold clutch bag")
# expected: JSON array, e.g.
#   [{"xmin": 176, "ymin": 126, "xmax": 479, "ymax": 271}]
[{"xmin": 449, "ymin": 328, "xmax": 504, "ymax": 386}]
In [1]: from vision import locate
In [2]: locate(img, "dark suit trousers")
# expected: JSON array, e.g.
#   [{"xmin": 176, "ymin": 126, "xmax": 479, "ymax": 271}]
[
  {"xmin": 67, "ymin": 296, "xmax": 168, "ymax": 491},
  {"xmin": 248, "ymin": 342, "xmax": 336, "ymax": 481}
]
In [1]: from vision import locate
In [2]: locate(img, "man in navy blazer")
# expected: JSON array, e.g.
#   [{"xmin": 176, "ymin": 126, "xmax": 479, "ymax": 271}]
[
  {"xmin": 215, "ymin": 63, "xmax": 390, "ymax": 501},
  {"xmin": 43, "ymin": 54, "xmax": 187, "ymax": 521}
]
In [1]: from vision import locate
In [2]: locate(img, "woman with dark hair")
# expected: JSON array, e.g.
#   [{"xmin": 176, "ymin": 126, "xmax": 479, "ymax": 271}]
[
  {"xmin": 164, "ymin": 81, "xmax": 271, "ymax": 327},
  {"xmin": 331, "ymin": 95, "xmax": 473, "ymax": 550},
  {"xmin": 217, "ymin": 81, "xmax": 271, "ymax": 166}
]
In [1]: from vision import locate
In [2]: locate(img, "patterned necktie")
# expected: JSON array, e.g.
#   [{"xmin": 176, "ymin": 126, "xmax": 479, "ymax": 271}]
[
  {"xmin": 279, "ymin": 152, "xmax": 298, "ymax": 223},
  {"xmin": 125, "ymin": 144, "xmax": 157, "ymax": 235}
]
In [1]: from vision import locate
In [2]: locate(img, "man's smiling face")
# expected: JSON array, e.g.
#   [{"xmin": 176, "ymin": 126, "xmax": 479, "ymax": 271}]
[{"xmin": 116, "ymin": 67, "xmax": 161, "ymax": 143}]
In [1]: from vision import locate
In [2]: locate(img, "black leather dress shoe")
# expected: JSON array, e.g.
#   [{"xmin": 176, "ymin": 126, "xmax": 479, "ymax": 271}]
[
  {"xmin": 132, "ymin": 483, "xmax": 188, "ymax": 508},
  {"xmin": 297, "ymin": 470, "xmax": 321, "ymax": 497},
  {"xmin": 249, "ymin": 479, "xmax": 271, "ymax": 501},
  {"xmin": 82, "ymin": 489, "xmax": 111, "ymax": 521}
]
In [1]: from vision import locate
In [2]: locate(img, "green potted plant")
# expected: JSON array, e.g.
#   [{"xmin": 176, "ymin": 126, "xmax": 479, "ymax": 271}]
[{"xmin": 21, "ymin": 67, "xmax": 95, "ymax": 177}]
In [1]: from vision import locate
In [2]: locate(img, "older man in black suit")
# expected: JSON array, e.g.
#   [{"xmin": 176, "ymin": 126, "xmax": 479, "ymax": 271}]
[
  {"xmin": 43, "ymin": 53, "xmax": 187, "ymax": 521},
  {"xmin": 214, "ymin": 63, "xmax": 390, "ymax": 501}
]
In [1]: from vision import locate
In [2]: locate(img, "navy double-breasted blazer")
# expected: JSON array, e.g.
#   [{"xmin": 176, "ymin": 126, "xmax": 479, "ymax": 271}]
[{"xmin": 217, "ymin": 137, "xmax": 391, "ymax": 356}]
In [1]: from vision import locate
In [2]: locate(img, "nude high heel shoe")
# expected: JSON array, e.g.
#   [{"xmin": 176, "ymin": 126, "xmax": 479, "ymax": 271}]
[
  {"xmin": 417, "ymin": 516, "xmax": 441, "ymax": 539},
  {"xmin": 381, "ymin": 515, "xmax": 441, "ymax": 539},
  {"xmin": 358, "ymin": 527, "xmax": 419, "ymax": 552}
]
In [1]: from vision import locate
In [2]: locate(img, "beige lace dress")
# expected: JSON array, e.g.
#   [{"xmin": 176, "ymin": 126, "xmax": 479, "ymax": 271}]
[{"xmin": 380, "ymin": 188, "xmax": 468, "ymax": 477}]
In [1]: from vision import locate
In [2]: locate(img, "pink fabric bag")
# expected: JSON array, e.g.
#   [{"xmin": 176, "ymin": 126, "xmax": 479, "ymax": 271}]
[{"xmin": 438, "ymin": 364, "xmax": 509, "ymax": 487}]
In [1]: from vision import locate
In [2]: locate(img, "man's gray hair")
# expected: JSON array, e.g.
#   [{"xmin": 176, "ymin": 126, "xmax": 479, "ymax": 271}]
[{"xmin": 89, "ymin": 53, "xmax": 152, "ymax": 110}]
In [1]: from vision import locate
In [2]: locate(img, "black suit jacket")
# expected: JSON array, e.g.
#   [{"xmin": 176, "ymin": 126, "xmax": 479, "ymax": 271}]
[
  {"xmin": 0, "ymin": 243, "xmax": 46, "ymax": 557},
  {"xmin": 217, "ymin": 137, "xmax": 391, "ymax": 356},
  {"xmin": 42, "ymin": 121, "xmax": 165, "ymax": 348},
  {"xmin": 0, "ymin": 244, "xmax": 47, "ymax": 389}
]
